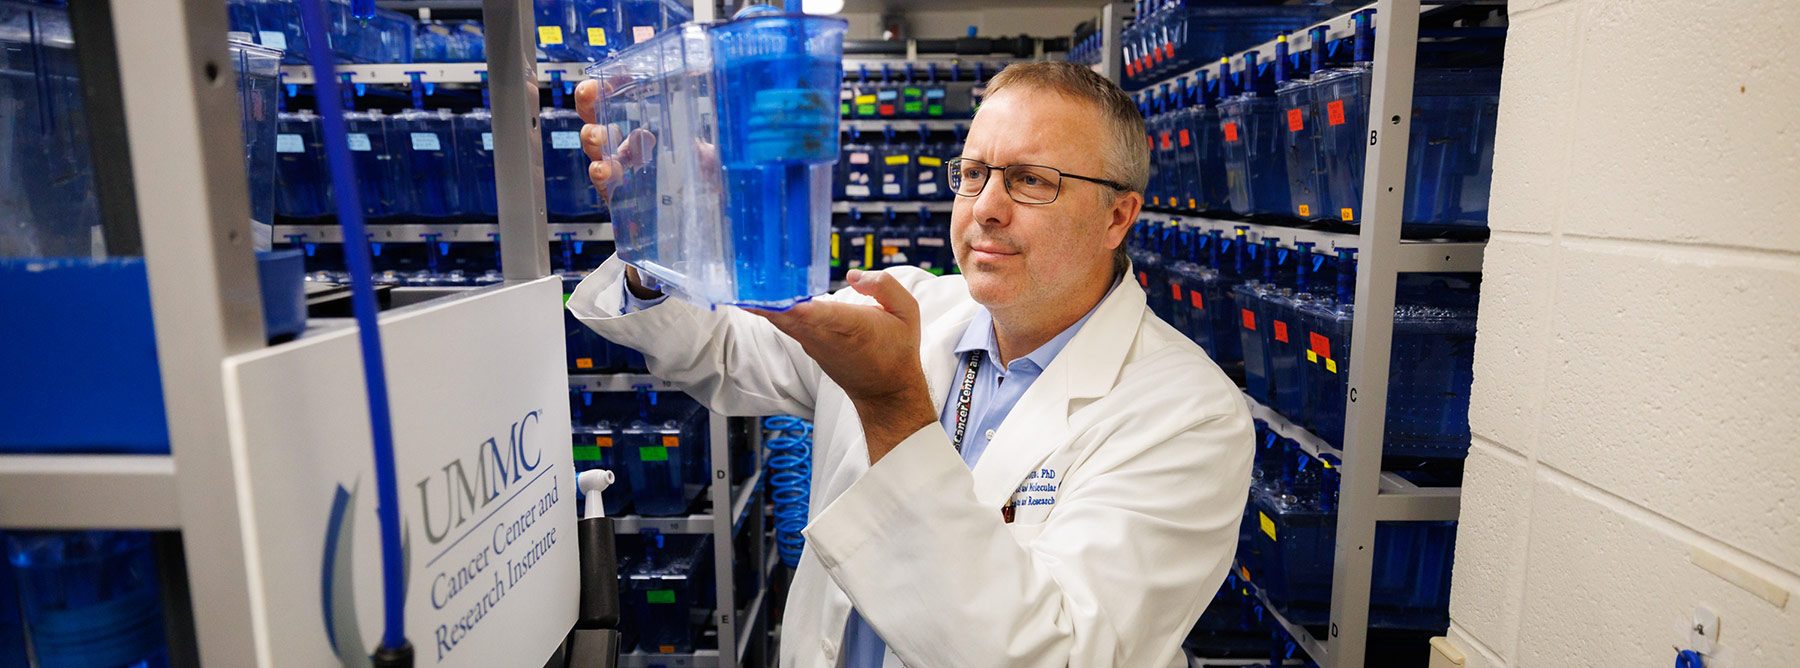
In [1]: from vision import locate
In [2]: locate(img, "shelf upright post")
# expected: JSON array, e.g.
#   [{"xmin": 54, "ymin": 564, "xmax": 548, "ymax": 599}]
[
  {"xmin": 483, "ymin": 0, "xmax": 552, "ymax": 280},
  {"xmin": 1328, "ymin": 1, "xmax": 1423, "ymax": 666},
  {"xmin": 1098, "ymin": 2, "xmax": 1128, "ymax": 84},
  {"xmin": 104, "ymin": 0, "xmax": 267, "ymax": 664},
  {"xmin": 710, "ymin": 412, "xmax": 738, "ymax": 667}
]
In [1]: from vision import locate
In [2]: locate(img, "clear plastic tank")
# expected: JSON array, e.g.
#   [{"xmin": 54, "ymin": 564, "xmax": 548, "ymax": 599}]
[
  {"xmin": 343, "ymin": 110, "xmax": 412, "ymax": 220},
  {"xmin": 587, "ymin": 11, "xmax": 846, "ymax": 310},
  {"xmin": 275, "ymin": 110, "xmax": 334, "ymax": 220},
  {"xmin": 1218, "ymin": 52, "xmax": 1291, "ymax": 218},
  {"xmin": 0, "ymin": 0, "xmax": 100, "ymax": 258},
  {"xmin": 454, "ymin": 107, "xmax": 499, "ymax": 219},
  {"xmin": 232, "ymin": 39, "xmax": 283, "ymax": 250},
  {"xmin": 0, "ymin": 535, "xmax": 22, "ymax": 667},
  {"xmin": 542, "ymin": 106, "xmax": 606, "ymax": 221}
]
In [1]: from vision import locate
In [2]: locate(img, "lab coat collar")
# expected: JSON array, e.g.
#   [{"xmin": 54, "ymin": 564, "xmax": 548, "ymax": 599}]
[{"xmin": 962, "ymin": 265, "xmax": 1148, "ymax": 507}]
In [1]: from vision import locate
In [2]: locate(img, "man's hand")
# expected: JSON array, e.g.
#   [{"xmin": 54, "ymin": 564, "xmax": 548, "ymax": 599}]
[{"xmin": 752, "ymin": 270, "xmax": 938, "ymax": 463}]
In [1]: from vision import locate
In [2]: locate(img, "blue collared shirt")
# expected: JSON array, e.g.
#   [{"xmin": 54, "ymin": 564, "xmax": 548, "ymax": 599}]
[{"xmin": 842, "ymin": 301, "xmax": 1102, "ymax": 668}]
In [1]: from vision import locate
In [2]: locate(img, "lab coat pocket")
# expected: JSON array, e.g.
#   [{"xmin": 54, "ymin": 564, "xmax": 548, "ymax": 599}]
[{"xmin": 1005, "ymin": 518, "xmax": 1047, "ymax": 546}]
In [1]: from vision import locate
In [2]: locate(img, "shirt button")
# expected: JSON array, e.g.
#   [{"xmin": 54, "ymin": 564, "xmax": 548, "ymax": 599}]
[{"xmin": 985, "ymin": 429, "xmax": 996, "ymax": 440}]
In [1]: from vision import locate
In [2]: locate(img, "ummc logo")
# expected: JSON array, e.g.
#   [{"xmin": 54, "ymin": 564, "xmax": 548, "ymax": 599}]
[
  {"xmin": 318, "ymin": 410, "xmax": 543, "ymax": 665},
  {"xmin": 415, "ymin": 410, "xmax": 544, "ymax": 545}
]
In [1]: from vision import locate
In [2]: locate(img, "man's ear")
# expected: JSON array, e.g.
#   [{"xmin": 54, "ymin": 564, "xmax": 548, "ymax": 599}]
[{"xmin": 1105, "ymin": 191, "xmax": 1143, "ymax": 250}]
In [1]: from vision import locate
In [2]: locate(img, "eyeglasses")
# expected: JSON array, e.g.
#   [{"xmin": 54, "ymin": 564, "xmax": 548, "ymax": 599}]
[{"xmin": 946, "ymin": 157, "xmax": 1133, "ymax": 205}]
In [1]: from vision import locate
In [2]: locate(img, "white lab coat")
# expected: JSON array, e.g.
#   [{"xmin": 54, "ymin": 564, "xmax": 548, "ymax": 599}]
[{"xmin": 569, "ymin": 255, "xmax": 1253, "ymax": 668}]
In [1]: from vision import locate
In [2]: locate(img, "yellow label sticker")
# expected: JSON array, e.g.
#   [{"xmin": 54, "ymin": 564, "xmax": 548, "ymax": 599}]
[
  {"xmin": 537, "ymin": 26, "xmax": 564, "ymax": 45},
  {"xmin": 1259, "ymin": 512, "xmax": 1277, "ymax": 540},
  {"xmin": 863, "ymin": 234, "xmax": 875, "ymax": 268},
  {"xmin": 575, "ymin": 358, "xmax": 593, "ymax": 369},
  {"xmin": 854, "ymin": 94, "xmax": 877, "ymax": 105},
  {"xmin": 1326, "ymin": 358, "xmax": 1338, "ymax": 373},
  {"xmin": 662, "ymin": 435, "xmax": 679, "ymax": 448},
  {"xmin": 596, "ymin": 436, "xmax": 612, "ymax": 448},
  {"xmin": 1341, "ymin": 207, "xmax": 1354, "ymax": 221},
  {"xmin": 1306, "ymin": 350, "xmax": 1318, "ymax": 363},
  {"xmin": 587, "ymin": 28, "xmax": 606, "ymax": 46},
  {"xmin": 884, "ymin": 155, "xmax": 910, "ymax": 165},
  {"xmin": 918, "ymin": 156, "xmax": 942, "ymax": 167},
  {"xmin": 1298, "ymin": 204, "xmax": 1310, "ymax": 216},
  {"xmin": 658, "ymin": 645, "xmax": 675, "ymax": 654},
  {"xmin": 831, "ymin": 232, "xmax": 839, "ymax": 259}
]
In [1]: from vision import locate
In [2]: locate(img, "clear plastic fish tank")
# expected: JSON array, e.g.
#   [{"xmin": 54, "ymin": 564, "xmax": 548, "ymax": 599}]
[{"xmin": 586, "ymin": 9, "xmax": 846, "ymax": 311}]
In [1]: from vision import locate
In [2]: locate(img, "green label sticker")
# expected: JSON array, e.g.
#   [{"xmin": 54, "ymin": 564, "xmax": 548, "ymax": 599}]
[
  {"xmin": 903, "ymin": 102, "xmax": 922, "ymax": 113},
  {"xmin": 646, "ymin": 590, "xmax": 676, "ymax": 604},
  {"xmin": 572, "ymin": 446, "xmax": 603, "ymax": 461},
  {"xmin": 904, "ymin": 87, "xmax": 922, "ymax": 96},
  {"xmin": 928, "ymin": 105, "xmax": 943, "ymax": 116},
  {"xmin": 841, "ymin": 103, "xmax": 850, "ymax": 115},
  {"xmin": 563, "ymin": 292, "xmax": 573, "ymax": 306},
  {"xmin": 857, "ymin": 104, "xmax": 876, "ymax": 115},
  {"xmin": 639, "ymin": 446, "xmax": 669, "ymax": 462}
]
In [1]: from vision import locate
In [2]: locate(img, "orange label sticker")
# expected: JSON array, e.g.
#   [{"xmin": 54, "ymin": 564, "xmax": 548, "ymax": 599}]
[
  {"xmin": 1190, "ymin": 291, "xmax": 1204, "ymax": 309},
  {"xmin": 596, "ymin": 436, "xmax": 612, "ymax": 448},
  {"xmin": 1341, "ymin": 207, "xmax": 1355, "ymax": 221},
  {"xmin": 1241, "ymin": 308, "xmax": 1256, "ymax": 331},
  {"xmin": 662, "ymin": 435, "xmax": 679, "ymax": 448},
  {"xmin": 575, "ymin": 357, "xmax": 593, "ymax": 369},
  {"xmin": 1222, "ymin": 122, "xmax": 1239, "ymax": 142},
  {"xmin": 1287, "ymin": 108, "xmax": 1304, "ymax": 132},
  {"xmin": 1138, "ymin": 271, "xmax": 1149, "ymax": 287},
  {"xmin": 1310, "ymin": 332, "xmax": 1331, "ymax": 357},
  {"xmin": 1274, "ymin": 320, "xmax": 1289, "ymax": 343},
  {"xmin": 1179, "ymin": 129, "xmax": 1191, "ymax": 147},
  {"xmin": 1298, "ymin": 204, "xmax": 1311, "ymax": 217},
  {"xmin": 1327, "ymin": 100, "xmax": 1346, "ymax": 126},
  {"xmin": 1171, "ymin": 283, "xmax": 1183, "ymax": 300}
]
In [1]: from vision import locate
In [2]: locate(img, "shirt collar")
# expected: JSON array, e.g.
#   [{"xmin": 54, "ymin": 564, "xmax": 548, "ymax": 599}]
[{"xmin": 954, "ymin": 296, "xmax": 1105, "ymax": 373}]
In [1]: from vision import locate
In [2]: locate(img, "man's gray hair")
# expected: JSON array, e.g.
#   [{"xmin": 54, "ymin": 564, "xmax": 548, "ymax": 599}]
[{"xmin": 981, "ymin": 61, "xmax": 1150, "ymax": 194}]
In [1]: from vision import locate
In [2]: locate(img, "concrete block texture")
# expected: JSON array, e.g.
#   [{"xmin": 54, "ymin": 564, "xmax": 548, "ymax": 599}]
[
  {"xmin": 1555, "ymin": 0, "xmax": 1800, "ymax": 251},
  {"xmin": 1536, "ymin": 241, "xmax": 1800, "ymax": 569},
  {"xmin": 1447, "ymin": 442, "xmax": 1533, "ymax": 663},
  {"xmin": 1467, "ymin": 236, "xmax": 1556, "ymax": 454},
  {"xmin": 1484, "ymin": 2, "xmax": 1584, "ymax": 236},
  {"xmin": 1514, "ymin": 475, "xmax": 1800, "ymax": 668}
]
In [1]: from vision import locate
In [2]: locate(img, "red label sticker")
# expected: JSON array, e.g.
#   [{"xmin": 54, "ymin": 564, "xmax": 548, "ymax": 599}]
[
  {"xmin": 1163, "ymin": 43, "xmax": 1174, "ymax": 59},
  {"xmin": 1241, "ymin": 309, "xmax": 1256, "ymax": 331},
  {"xmin": 1147, "ymin": 135, "xmax": 1155, "ymax": 150},
  {"xmin": 879, "ymin": 104, "xmax": 895, "ymax": 115},
  {"xmin": 1179, "ymin": 129, "xmax": 1191, "ymax": 147},
  {"xmin": 1327, "ymin": 100, "xmax": 1346, "ymax": 126},
  {"xmin": 1287, "ymin": 108, "xmax": 1304, "ymax": 132},
  {"xmin": 1310, "ymin": 332, "xmax": 1331, "ymax": 356},
  {"xmin": 1171, "ymin": 283, "xmax": 1183, "ymax": 300},
  {"xmin": 1223, "ymin": 122, "xmax": 1239, "ymax": 142},
  {"xmin": 1160, "ymin": 132, "xmax": 1172, "ymax": 150},
  {"xmin": 1273, "ymin": 320, "xmax": 1289, "ymax": 343},
  {"xmin": 1138, "ymin": 270, "xmax": 1149, "ymax": 287},
  {"xmin": 1190, "ymin": 291, "xmax": 1204, "ymax": 309}
]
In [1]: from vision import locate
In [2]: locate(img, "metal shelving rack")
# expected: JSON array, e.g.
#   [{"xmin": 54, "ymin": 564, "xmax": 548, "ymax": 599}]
[
  {"xmin": 0, "ymin": 0, "xmax": 776, "ymax": 666},
  {"xmin": 571, "ymin": 375, "xmax": 773, "ymax": 668},
  {"xmin": 1105, "ymin": 1, "xmax": 1488, "ymax": 666}
]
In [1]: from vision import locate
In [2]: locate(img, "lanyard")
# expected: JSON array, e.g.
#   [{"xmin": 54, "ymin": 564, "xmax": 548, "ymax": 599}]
[{"xmin": 948, "ymin": 349, "xmax": 984, "ymax": 453}]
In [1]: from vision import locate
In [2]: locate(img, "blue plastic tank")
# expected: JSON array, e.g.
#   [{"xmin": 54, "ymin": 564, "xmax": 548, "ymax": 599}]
[
  {"xmin": 534, "ymin": 0, "xmax": 590, "ymax": 61},
  {"xmin": 0, "ymin": 535, "xmax": 23, "ymax": 668},
  {"xmin": 911, "ymin": 208, "xmax": 953, "ymax": 275},
  {"xmin": 912, "ymin": 133, "xmax": 953, "ymax": 200},
  {"xmin": 1185, "ymin": 72, "xmax": 1232, "ymax": 213},
  {"xmin": 454, "ymin": 107, "xmax": 500, "ymax": 219},
  {"xmin": 1169, "ymin": 78, "xmax": 1202, "ymax": 212},
  {"xmin": 1268, "ymin": 242, "xmax": 1319, "ymax": 421},
  {"xmin": 572, "ymin": 423, "xmax": 631, "ymax": 516},
  {"xmin": 1165, "ymin": 228, "xmax": 1213, "ymax": 354},
  {"xmin": 1218, "ymin": 52, "xmax": 1292, "ymax": 218},
  {"xmin": 1, "ymin": 0, "xmax": 100, "ymax": 258},
  {"xmin": 899, "ymin": 64, "xmax": 925, "ymax": 119},
  {"xmin": 275, "ymin": 110, "xmax": 334, "ymax": 221},
  {"xmin": 543, "ymin": 106, "xmax": 605, "ymax": 221},
  {"xmin": 5, "ymin": 531, "xmax": 168, "ymax": 668},
  {"xmin": 620, "ymin": 397, "xmax": 710, "ymax": 516},
  {"xmin": 622, "ymin": 533, "xmax": 713, "ymax": 653},
  {"xmin": 876, "ymin": 127, "xmax": 915, "ymax": 200},
  {"xmin": 1202, "ymin": 227, "xmax": 1248, "ymax": 370},
  {"xmin": 1232, "ymin": 240, "xmax": 1272, "ymax": 401},
  {"xmin": 577, "ymin": 0, "xmax": 617, "ymax": 60},
  {"xmin": 839, "ymin": 209, "xmax": 878, "ymax": 273},
  {"xmin": 389, "ymin": 107, "xmax": 463, "ymax": 220},
  {"xmin": 841, "ymin": 133, "xmax": 880, "ymax": 201},
  {"xmin": 615, "ymin": 0, "xmax": 690, "ymax": 47},
  {"xmin": 873, "ymin": 208, "xmax": 913, "ymax": 270},
  {"xmin": 1277, "ymin": 33, "xmax": 1332, "ymax": 222},
  {"xmin": 232, "ymin": 39, "xmax": 283, "ymax": 248},
  {"xmin": 1297, "ymin": 248, "xmax": 1356, "ymax": 440},
  {"xmin": 343, "ymin": 110, "xmax": 413, "ymax": 220}
]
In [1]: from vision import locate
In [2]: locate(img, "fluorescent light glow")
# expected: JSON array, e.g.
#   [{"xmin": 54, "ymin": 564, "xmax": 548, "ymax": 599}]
[{"xmin": 802, "ymin": 0, "xmax": 844, "ymax": 15}]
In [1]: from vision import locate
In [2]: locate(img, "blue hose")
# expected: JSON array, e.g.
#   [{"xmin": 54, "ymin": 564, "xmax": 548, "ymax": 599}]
[
  {"xmin": 297, "ymin": 0, "xmax": 408, "ymax": 656},
  {"xmin": 762, "ymin": 416, "xmax": 812, "ymax": 569}
]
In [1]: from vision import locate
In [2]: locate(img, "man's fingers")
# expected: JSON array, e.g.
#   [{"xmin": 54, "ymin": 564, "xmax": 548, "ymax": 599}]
[
  {"xmin": 847, "ymin": 270, "xmax": 920, "ymax": 326},
  {"xmin": 575, "ymin": 79, "xmax": 599, "ymax": 124},
  {"xmin": 581, "ymin": 123, "xmax": 608, "ymax": 162},
  {"xmin": 589, "ymin": 159, "xmax": 621, "ymax": 198}
]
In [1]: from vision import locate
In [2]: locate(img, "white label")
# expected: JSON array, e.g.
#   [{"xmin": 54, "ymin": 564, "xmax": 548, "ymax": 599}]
[
  {"xmin": 849, "ymin": 236, "xmax": 867, "ymax": 245},
  {"xmin": 482, "ymin": 132, "xmax": 494, "ymax": 151},
  {"xmin": 849, "ymin": 152, "xmax": 870, "ymax": 165},
  {"xmin": 550, "ymin": 131, "xmax": 581, "ymax": 150},
  {"xmin": 883, "ymin": 184, "xmax": 902, "ymax": 195},
  {"xmin": 258, "ymin": 30, "xmax": 288, "ymax": 52},
  {"xmin": 877, "ymin": 90, "xmax": 897, "ymax": 101},
  {"xmin": 276, "ymin": 134, "xmax": 304, "ymax": 153},
  {"xmin": 348, "ymin": 133, "xmax": 372, "ymax": 151},
  {"xmin": 917, "ymin": 183, "xmax": 938, "ymax": 195},
  {"xmin": 926, "ymin": 89, "xmax": 946, "ymax": 99},
  {"xmin": 411, "ymin": 132, "xmax": 443, "ymax": 151},
  {"xmin": 883, "ymin": 173, "xmax": 898, "ymax": 183},
  {"xmin": 883, "ymin": 238, "xmax": 912, "ymax": 247},
  {"xmin": 632, "ymin": 26, "xmax": 654, "ymax": 43},
  {"xmin": 845, "ymin": 185, "xmax": 871, "ymax": 197},
  {"xmin": 917, "ymin": 237, "xmax": 946, "ymax": 247}
]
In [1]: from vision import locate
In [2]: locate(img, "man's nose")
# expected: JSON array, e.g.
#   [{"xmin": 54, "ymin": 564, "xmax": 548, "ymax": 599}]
[{"xmin": 970, "ymin": 174, "xmax": 1013, "ymax": 227}]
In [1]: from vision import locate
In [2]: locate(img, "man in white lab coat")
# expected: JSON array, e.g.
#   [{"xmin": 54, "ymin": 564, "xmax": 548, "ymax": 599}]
[{"xmin": 570, "ymin": 62, "xmax": 1252, "ymax": 668}]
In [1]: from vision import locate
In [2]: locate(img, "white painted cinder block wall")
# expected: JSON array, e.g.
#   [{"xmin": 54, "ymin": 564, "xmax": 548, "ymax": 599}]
[{"xmin": 1447, "ymin": 0, "xmax": 1800, "ymax": 666}]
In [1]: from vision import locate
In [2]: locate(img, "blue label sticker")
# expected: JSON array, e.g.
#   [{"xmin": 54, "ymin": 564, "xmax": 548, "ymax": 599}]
[
  {"xmin": 276, "ymin": 134, "xmax": 303, "ymax": 153},
  {"xmin": 347, "ymin": 133, "xmax": 371, "ymax": 151},
  {"xmin": 410, "ymin": 132, "xmax": 442, "ymax": 151},
  {"xmin": 550, "ymin": 131, "xmax": 580, "ymax": 150}
]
